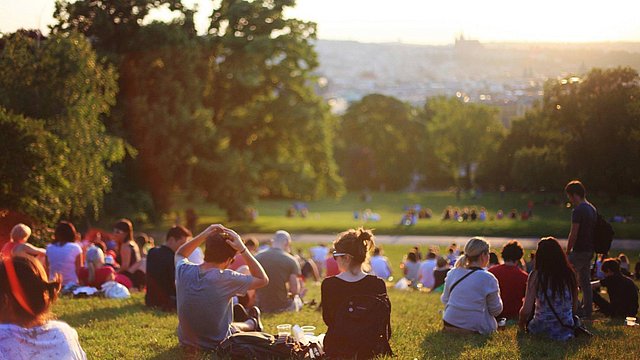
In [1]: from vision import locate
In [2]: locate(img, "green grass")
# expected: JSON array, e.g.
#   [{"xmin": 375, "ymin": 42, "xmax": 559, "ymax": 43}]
[
  {"xmin": 52, "ymin": 243, "xmax": 640, "ymax": 359},
  {"xmin": 152, "ymin": 191, "xmax": 640, "ymax": 239}
]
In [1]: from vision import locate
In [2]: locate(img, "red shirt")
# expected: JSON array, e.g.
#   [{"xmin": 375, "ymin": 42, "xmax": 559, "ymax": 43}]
[
  {"xmin": 325, "ymin": 257, "xmax": 340, "ymax": 277},
  {"xmin": 78, "ymin": 266, "xmax": 116, "ymax": 288},
  {"xmin": 488, "ymin": 264, "xmax": 528, "ymax": 319}
]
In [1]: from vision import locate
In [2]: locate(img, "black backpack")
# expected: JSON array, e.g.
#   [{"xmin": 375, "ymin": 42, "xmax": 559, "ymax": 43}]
[
  {"xmin": 593, "ymin": 212, "xmax": 614, "ymax": 255},
  {"xmin": 326, "ymin": 293, "xmax": 393, "ymax": 359},
  {"xmin": 218, "ymin": 332, "xmax": 324, "ymax": 360}
]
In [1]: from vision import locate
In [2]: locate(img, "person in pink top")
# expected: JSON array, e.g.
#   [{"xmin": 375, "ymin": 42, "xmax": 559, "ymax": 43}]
[{"xmin": 229, "ymin": 238, "xmax": 258, "ymax": 271}]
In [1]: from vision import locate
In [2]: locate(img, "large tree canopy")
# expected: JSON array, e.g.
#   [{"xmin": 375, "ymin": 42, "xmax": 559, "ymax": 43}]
[
  {"xmin": 0, "ymin": 31, "xmax": 126, "ymax": 220},
  {"xmin": 336, "ymin": 94, "xmax": 422, "ymax": 191}
]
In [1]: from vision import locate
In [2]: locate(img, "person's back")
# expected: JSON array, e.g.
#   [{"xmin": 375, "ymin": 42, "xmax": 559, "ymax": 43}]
[
  {"xmin": 601, "ymin": 273, "xmax": 639, "ymax": 317},
  {"xmin": 146, "ymin": 245, "xmax": 177, "ymax": 310},
  {"xmin": 321, "ymin": 228, "xmax": 392, "ymax": 359},
  {"xmin": 442, "ymin": 267, "xmax": 502, "ymax": 334},
  {"xmin": 0, "ymin": 320, "xmax": 86, "ymax": 360},
  {"xmin": 46, "ymin": 242, "xmax": 82, "ymax": 285},
  {"xmin": 527, "ymin": 279, "xmax": 575, "ymax": 341},
  {"xmin": 176, "ymin": 259, "xmax": 252, "ymax": 347},
  {"xmin": 418, "ymin": 256, "xmax": 437, "ymax": 289},
  {"xmin": 254, "ymin": 247, "xmax": 300, "ymax": 312},
  {"xmin": 322, "ymin": 275, "xmax": 388, "ymax": 358},
  {"xmin": 489, "ymin": 264, "xmax": 527, "ymax": 318},
  {"xmin": 488, "ymin": 240, "xmax": 528, "ymax": 319},
  {"xmin": 370, "ymin": 254, "xmax": 391, "ymax": 279},
  {"xmin": 441, "ymin": 238, "xmax": 502, "ymax": 335},
  {"xmin": 0, "ymin": 255, "xmax": 86, "ymax": 359}
]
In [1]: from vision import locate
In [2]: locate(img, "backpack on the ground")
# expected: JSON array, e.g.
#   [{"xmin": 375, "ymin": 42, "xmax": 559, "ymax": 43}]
[
  {"xmin": 218, "ymin": 332, "xmax": 323, "ymax": 360},
  {"xmin": 326, "ymin": 293, "xmax": 393, "ymax": 358},
  {"xmin": 593, "ymin": 212, "xmax": 614, "ymax": 255}
]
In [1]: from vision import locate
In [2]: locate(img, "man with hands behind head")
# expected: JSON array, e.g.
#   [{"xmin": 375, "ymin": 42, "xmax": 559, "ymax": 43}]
[{"xmin": 174, "ymin": 224, "xmax": 269, "ymax": 351}]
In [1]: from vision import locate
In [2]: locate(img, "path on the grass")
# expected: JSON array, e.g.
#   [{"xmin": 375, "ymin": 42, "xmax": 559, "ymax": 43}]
[{"xmin": 245, "ymin": 233, "xmax": 640, "ymax": 251}]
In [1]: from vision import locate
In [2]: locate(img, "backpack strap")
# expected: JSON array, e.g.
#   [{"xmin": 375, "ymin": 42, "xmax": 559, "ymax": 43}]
[
  {"xmin": 543, "ymin": 290, "xmax": 574, "ymax": 330},
  {"xmin": 448, "ymin": 268, "xmax": 480, "ymax": 294}
]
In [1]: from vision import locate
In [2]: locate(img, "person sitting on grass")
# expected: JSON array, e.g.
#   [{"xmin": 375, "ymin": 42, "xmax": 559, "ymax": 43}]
[
  {"xmin": 519, "ymin": 237, "xmax": 578, "ymax": 341},
  {"xmin": 370, "ymin": 246, "xmax": 392, "ymax": 280},
  {"xmin": 591, "ymin": 258, "xmax": 638, "ymax": 318},
  {"xmin": 321, "ymin": 228, "xmax": 391, "ymax": 359},
  {"xmin": 441, "ymin": 237, "xmax": 503, "ymax": 334},
  {"xmin": 255, "ymin": 230, "xmax": 302, "ymax": 313},
  {"xmin": 489, "ymin": 240, "xmax": 528, "ymax": 319},
  {"xmin": 175, "ymin": 225, "xmax": 268, "ymax": 351},
  {"xmin": 0, "ymin": 255, "xmax": 86, "ymax": 359},
  {"xmin": 402, "ymin": 251, "xmax": 420, "ymax": 287},
  {"xmin": 418, "ymin": 250, "xmax": 438, "ymax": 289},
  {"xmin": 1, "ymin": 223, "xmax": 46, "ymax": 261},
  {"xmin": 145, "ymin": 225, "xmax": 191, "ymax": 311},
  {"xmin": 78, "ymin": 239, "xmax": 115, "ymax": 289},
  {"xmin": 46, "ymin": 222, "xmax": 83, "ymax": 287},
  {"xmin": 432, "ymin": 256, "xmax": 450, "ymax": 292}
]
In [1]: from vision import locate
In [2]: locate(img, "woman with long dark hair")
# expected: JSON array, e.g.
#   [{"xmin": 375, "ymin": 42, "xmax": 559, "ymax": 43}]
[
  {"xmin": 112, "ymin": 219, "xmax": 143, "ymax": 288},
  {"xmin": 519, "ymin": 237, "xmax": 579, "ymax": 341}
]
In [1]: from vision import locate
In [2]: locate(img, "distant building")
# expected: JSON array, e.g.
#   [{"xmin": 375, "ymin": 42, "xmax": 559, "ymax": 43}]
[{"xmin": 454, "ymin": 34, "xmax": 483, "ymax": 53}]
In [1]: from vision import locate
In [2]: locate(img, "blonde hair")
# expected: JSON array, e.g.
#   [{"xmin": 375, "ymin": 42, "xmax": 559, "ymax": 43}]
[
  {"xmin": 10, "ymin": 224, "xmax": 31, "ymax": 243},
  {"xmin": 454, "ymin": 237, "xmax": 490, "ymax": 268}
]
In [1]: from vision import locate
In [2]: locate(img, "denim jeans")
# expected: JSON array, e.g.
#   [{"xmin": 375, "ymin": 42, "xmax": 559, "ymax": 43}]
[{"xmin": 569, "ymin": 251, "xmax": 593, "ymax": 318}]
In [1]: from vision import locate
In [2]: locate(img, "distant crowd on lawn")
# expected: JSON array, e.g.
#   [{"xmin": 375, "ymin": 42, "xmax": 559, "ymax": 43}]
[{"xmin": 1, "ymin": 180, "xmax": 639, "ymax": 359}]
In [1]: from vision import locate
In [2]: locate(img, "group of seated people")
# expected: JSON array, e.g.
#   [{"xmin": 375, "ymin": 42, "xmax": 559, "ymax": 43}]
[
  {"xmin": 2, "ymin": 219, "xmax": 640, "ymax": 358},
  {"xmin": 441, "ymin": 237, "xmax": 638, "ymax": 340}
]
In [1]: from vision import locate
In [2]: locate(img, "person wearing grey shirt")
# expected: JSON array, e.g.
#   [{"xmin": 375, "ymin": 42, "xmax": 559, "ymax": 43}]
[
  {"xmin": 255, "ymin": 230, "xmax": 302, "ymax": 313},
  {"xmin": 174, "ymin": 225, "xmax": 269, "ymax": 350}
]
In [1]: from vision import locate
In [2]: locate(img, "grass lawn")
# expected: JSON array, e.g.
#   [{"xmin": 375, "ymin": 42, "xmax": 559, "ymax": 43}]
[
  {"xmin": 53, "ymin": 244, "xmax": 640, "ymax": 359},
  {"xmin": 151, "ymin": 191, "xmax": 640, "ymax": 239}
]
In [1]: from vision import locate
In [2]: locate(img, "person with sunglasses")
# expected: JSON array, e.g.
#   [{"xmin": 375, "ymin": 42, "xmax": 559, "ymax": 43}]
[
  {"xmin": 321, "ymin": 228, "xmax": 391, "ymax": 359},
  {"xmin": 0, "ymin": 255, "xmax": 86, "ymax": 359}
]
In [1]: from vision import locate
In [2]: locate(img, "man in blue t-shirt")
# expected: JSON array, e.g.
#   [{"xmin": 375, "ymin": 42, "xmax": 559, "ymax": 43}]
[
  {"xmin": 174, "ymin": 225, "xmax": 269, "ymax": 350},
  {"xmin": 565, "ymin": 180, "xmax": 597, "ymax": 318}
]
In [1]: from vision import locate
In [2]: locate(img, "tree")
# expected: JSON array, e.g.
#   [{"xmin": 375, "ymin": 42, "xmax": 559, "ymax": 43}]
[
  {"xmin": 422, "ymin": 96, "xmax": 504, "ymax": 188},
  {"xmin": 0, "ymin": 31, "xmax": 126, "ymax": 220},
  {"xmin": 0, "ymin": 108, "xmax": 69, "ymax": 226},
  {"xmin": 198, "ymin": 0, "xmax": 344, "ymax": 219},
  {"xmin": 336, "ymin": 94, "xmax": 421, "ymax": 191}
]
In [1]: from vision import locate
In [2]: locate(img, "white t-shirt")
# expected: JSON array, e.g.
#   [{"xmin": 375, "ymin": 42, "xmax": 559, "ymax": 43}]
[
  {"xmin": 370, "ymin": 255, "xmax": 392, "ymax": 279},
  {"xmin": 188, "ymin": 246, "xmax": 205, "ymax": 265},
  {"xmin": 46, "ymin": 242, "xmax": 83, "ymax": 285},
  {"xmin": 0, "ymin": 320, "xmax": 86, "ymax": 360},
  {"xmin": 418, "ymin": 258, "xmax": 437, "ymax": 288},
  {"xmin": 309, "ymin": 246, "xmax": 329, "ymax": 263}
]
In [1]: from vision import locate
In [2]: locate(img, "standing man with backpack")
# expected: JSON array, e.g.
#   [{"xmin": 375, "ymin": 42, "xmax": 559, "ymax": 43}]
[{"xmin": 565, "ymin": 180, "xmax": 597, "ymax": 319}]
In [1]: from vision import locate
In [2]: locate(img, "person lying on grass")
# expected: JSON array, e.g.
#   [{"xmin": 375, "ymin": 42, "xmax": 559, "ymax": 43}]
[
  {"xmin": 174, "ymin": 224, "xmax": 269, "ymax": 351},
  {"xmin": 0, "ymin": 255, "xmax": 86, "ymax": 359}
]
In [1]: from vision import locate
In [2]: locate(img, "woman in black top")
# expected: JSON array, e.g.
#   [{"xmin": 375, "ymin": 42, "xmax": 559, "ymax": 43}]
[
  {"xmin": 113, "ymin": 219, "xmax": 143, "ymax": 288},
  {"xmin": 321, "ymin": 228, "xmax": 391, "ymax": 359}
]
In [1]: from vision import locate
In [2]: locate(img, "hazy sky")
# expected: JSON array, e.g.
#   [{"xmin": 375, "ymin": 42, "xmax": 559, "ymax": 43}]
[{"xmin": 2, "ymin": 0, "xmax": 640, "ymax": 45}]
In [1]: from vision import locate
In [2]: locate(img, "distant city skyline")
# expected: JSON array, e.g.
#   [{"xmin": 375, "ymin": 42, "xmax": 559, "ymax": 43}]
[{"xmin": 2, "ymin": 0, "xmax": 640, "ymax": 45}]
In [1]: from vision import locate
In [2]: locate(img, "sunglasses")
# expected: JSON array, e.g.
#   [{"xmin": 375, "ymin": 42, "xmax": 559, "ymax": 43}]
[
  {"xmin": 332, "ymin": 252, "xmax": 351, "ymax": 260},
  {"xmin": 113, "ymin": 229, "xmax": 125, "ymax": 235}
]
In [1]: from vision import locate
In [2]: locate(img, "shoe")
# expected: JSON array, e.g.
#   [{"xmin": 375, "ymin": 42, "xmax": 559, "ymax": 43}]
[
  {"xmin": 233, "ymin": 303, "xmax": 250, "ymax": 322},
  {"xmin": 248, "ymin": 306, "xmax": 263, "ymax": 332}
]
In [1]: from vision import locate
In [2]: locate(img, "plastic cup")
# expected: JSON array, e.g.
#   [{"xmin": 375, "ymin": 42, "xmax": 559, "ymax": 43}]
[
  {"xmin": 301, "ymin": 325, "xmax": 316, "ymax": 336},
  {"xmin": 277, "ymin": 324, "xmax": 292, "ymax": 336},
  {"xmin": 626, "ymin": 317, "xmax": 637, "ymax": 326}
]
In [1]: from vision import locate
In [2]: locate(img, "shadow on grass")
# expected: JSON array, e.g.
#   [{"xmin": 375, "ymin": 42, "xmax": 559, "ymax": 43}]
[
  {"xmin": 420, "ymin": 329, "xmax": 490, "ymax": 358},
  {"xmin": 59, "ymin": 301, "xmax": 156, "ymax": 328},
  {"xmin": 516, "ymin": 330, "xmax": 594, "ymax": 359}
]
